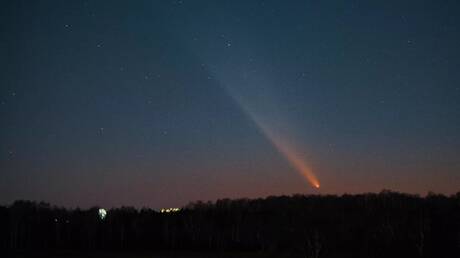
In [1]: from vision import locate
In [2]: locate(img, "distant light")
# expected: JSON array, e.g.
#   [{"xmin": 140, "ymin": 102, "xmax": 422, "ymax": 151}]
[
  {"xmin": 98, "ymin": 208, "xmax": 107, "ymax": 220},
  {"xmin": 160, "ymin": 208, "xmax": 180, "ymax": 213}
]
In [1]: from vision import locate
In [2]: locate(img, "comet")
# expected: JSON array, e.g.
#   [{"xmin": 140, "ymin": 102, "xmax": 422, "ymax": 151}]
[
  {"xmin": 267, "ymin": 134, "xmax": 320, "ymax": 189},
  {"xmin": 203, "ymin": 61, "xmax": 321, "ymax": 189},
  {"xmin": 225, "ymin": 91, "xmax": 320, "ymax": 189},
  {"xmin": 244, "ymin": 108, "xmax": 321, "ymax": 189}
]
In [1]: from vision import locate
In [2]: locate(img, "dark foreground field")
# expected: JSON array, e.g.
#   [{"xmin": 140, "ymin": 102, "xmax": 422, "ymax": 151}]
[
  {"xmin": 2, "ymin": 191, "xmax": 460, "ymax": 258},
  {"xmin": 8, "ymin": 251, "xmax": 293, "ymax": 258}
]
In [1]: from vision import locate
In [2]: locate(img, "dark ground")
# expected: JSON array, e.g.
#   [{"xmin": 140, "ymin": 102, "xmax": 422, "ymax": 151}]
[
  {"xmin": 7, "ymin": 251, "xmax": 300, "ymax": 258},
  {"xmin": 2, "ymin": 192, "xmax": 459, "ymax": 258}
]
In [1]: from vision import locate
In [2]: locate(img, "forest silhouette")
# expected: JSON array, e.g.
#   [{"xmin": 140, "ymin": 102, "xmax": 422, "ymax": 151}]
[{"xmin": 2, "ymin": 190, "xmax": 459, "ymax": 258}]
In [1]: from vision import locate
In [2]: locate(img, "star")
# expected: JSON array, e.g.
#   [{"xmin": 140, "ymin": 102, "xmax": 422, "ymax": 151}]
[{"xmin": 8, "ymin": 150, "xmax": 15, "ymax": 159}]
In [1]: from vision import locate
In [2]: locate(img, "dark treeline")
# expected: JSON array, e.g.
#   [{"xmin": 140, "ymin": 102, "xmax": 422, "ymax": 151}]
[{"xmin": 1, "ymin": 190, "xmax": 460, "ymax": 257}]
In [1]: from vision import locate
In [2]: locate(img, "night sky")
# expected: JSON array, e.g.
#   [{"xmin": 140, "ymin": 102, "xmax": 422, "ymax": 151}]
[{"xmin": 1, "ymin": 0, "xmax": 459, "ymax": 209}]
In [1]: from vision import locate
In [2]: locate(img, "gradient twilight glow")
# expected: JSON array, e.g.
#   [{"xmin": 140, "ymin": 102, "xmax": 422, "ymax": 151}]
[{"xmin": 2, "ymin": 1, "xmax": 459, "ymax": 209}]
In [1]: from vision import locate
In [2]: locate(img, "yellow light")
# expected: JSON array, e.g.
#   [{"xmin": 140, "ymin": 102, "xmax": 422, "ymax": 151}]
[{"xmin": 160, "ymin": 208, "xmax": 181, "ymax": 213}]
